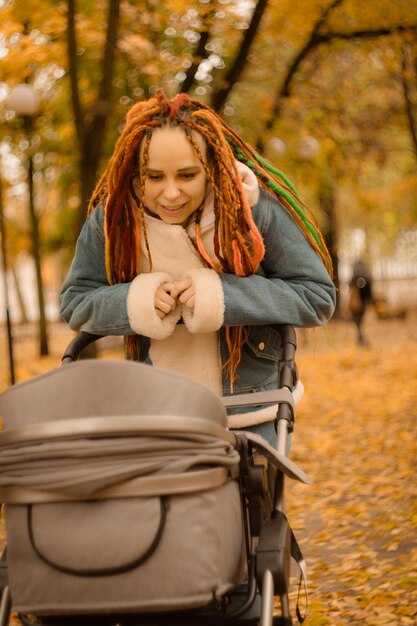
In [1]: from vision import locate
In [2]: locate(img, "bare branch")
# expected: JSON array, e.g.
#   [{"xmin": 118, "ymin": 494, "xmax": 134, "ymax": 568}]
[
  {"xmin": 259, "ymin": 0, "xmax": 417, "ymax": 148},
  {"xmin": 181, "ymin": 1, "xmax": 217, "ymax": 94},
  {"xmin": 319, "ymin": 24, "xmax": 417, "ymax": 44},
  {"xmin": 211, "ymin": 0, "xmax": 269, "ymax": 111},
  {"xmin": 261, "ymin": 0, "xmax": 345, "ymax": 142}
]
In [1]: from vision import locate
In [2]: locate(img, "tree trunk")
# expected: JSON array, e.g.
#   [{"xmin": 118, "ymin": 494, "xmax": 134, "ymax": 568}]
[
  {"xmin": 66, "ymin": 0, "xmax": 122, "ymax": 358},
  {"xmin": 401, "ymin": 41, "xmax": 417, "ymax": 159},
  {"xmin": 25, "ymin": 117, "xmax": 49, "ymax": 356},
  {"xmin": 318, "ymin": 171, "xmax": 340, "ymax": 315},
  {"xmin": 76, "ymin": 137, "xmax": 108, "ymax": 235},
  {"xmin": 0, "ymin": 164, "xmax": 16, "ymax": 384},
  {"xmin": 67, "ymin": 0, "xmax": 121, "ymax": 237},
  {"xmin": 12, "ymin": 265, "xmax": 29, "ymax": 325}
]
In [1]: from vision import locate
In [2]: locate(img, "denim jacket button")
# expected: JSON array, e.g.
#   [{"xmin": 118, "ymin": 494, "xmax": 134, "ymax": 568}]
[{"xmin": 258, "ymin": 342, "xmax": 265, "ymax": 350}]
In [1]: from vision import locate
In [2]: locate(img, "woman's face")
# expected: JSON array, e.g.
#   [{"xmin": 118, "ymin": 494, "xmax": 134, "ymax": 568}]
[{"xmin": 142, "ymin": 126, "xmax": 207, "ymax": 226}]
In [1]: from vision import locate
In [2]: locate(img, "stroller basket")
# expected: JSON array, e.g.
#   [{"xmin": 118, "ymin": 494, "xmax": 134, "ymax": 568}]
[{"xmin": 0, "ymin": 325, "xmax": 310, "ymax": 626}]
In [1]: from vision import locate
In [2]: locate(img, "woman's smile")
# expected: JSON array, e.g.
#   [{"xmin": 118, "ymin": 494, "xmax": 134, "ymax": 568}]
[
  {"xmin": 160, "ymin": 203, "xmax": 187, "ymax": 213},
  {"xmin": 156, "ymin": 202, "xmax": 191, "ymax": 221}
]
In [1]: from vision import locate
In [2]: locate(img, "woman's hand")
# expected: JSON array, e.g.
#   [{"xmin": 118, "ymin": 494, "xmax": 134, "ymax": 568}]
[
  {"xmin": 154, "ymin": 279, "xmax": 195, "ymax": 319},
  {"xmin": 176, "ymin": 278, "xmax": 195, "ymax": 312},
  {"xmin": 154, "ymin": 282, "xmax": 178, "ymax": 319}
]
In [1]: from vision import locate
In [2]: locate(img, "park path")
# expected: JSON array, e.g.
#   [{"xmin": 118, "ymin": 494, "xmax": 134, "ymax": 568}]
[
  {"xmin": 0, "ymin": 309, "xmax": 416, "ymax": 625},
  {"xmin": 285, "ymin": 310, "xmax": 417, "ymax": 625}
]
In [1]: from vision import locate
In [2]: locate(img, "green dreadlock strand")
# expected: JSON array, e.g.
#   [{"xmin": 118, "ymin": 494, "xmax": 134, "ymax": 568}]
[
  {"xmin": 266, "ymin": 179, "xmax": 323, "ymax": 250},
  {"xmin": 255, "ymin": 153, "xmax": 298, "ymax": 195},
  {"xmin": 229, "ymin": 140, "xmax": 326, "ymax": 254},
  {"xmin": 230, "ymin": 142, "xmax": 299, "ymax": 195}
]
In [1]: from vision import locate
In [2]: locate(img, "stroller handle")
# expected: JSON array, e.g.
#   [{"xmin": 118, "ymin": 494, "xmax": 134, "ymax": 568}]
[
  {"xmin": 61, "ymin": 331, "xmax": 105, "ymax": 363},
  {"xmin": 62, "ymin": 325, "xmax": 296, "ymax": 364}
]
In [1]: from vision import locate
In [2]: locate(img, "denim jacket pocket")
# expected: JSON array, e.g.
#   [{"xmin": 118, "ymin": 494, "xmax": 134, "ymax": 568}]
[{"xmin": 223, "ymin": 325, "xmax": 283, "ymax": 395}]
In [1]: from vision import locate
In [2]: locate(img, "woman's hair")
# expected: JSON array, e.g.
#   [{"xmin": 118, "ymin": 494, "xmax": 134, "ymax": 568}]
[{"xmin": 89, "ymin": 89, "xmax": 332, "ymax": 387}]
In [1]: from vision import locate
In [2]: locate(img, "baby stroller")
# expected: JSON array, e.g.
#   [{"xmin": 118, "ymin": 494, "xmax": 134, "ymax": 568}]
[{"xmin": 0, "ymin": 324, "xmax": 309, "ymax": 626}]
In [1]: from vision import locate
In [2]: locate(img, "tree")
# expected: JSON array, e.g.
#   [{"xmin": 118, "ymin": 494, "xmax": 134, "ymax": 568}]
[
  {"xmin": 400, "ymin": 37, "xmax": 417, "ymax": 159},
  {"xmin": 67, "ymin": 0, "xmax": 121, "ymax": 235}
]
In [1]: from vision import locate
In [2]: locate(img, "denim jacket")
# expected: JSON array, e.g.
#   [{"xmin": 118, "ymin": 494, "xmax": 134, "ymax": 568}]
[{"xmin": 60, "ymin": 189, "xmax": 336, "ymax": 401}]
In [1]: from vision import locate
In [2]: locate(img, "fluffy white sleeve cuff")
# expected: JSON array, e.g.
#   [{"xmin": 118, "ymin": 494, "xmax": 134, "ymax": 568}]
[
  {"xmin": 182, "ymin": 268, "xmax": 225, "ymax": 333},
  {"xmin": 127, "ymin": 273, "xmax": 181, "ymax": 339}
]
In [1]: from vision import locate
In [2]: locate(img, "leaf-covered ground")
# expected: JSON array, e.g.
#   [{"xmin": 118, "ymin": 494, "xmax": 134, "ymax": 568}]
[
  {"xmin": 286, "ymin": 310, "xmax": 417, "ymax": 625},
  {"xmin": 0, "ymin": 309, "xmax": 416, "ymax": 625}
]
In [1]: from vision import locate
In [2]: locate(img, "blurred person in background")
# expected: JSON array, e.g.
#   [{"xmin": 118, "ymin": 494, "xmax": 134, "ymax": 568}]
[{"xmin": 349, "ymin": 258, "xmax": 373, "ymax": 346}]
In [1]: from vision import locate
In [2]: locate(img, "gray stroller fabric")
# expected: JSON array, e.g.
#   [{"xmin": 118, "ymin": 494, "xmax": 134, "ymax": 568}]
[
  {"xmin": 0, "ymin": 432, "xmax": 239, "ymax": 498},
  {"xmin": 0, "ymin": 360, "xmax": 246, "ymax": 615},
  {"xmin": 0, "ymin": 359, "xmax": 229, "ymax": 428},
  {"xmin": 6, "ymin": 481, "xmax": 245, "ymax": 615}
]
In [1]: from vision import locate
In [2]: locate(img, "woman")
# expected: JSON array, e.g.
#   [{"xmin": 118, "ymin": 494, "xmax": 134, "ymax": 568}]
[
  {"xmin": 349, "ymin": 258, "xmax": 373, "ymax": 346},
  {"xmin": 60, "ymin": 89, "xmax": 336, "ymax": 442}
]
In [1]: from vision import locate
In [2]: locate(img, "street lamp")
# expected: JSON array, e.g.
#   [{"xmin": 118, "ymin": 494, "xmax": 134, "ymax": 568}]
[
  {"xmin": 268, "ymin": 137, "xmax": 287, "ymax": 158},
  {"xmin": 6, "ymin": 84, "xmax": 39, "ymax": 118},
  {"xmin": 6, "ymin": 83, "xmax": 49, "ymax": 356},
  {"xmin": 297, "ymin": 136, "xmax": 321, "ymax": 161}
]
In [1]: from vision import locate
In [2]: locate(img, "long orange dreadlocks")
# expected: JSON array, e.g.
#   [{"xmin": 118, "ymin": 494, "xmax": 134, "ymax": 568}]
[{"xmin": 88, "ymin": 89, "xmax": 333, "ymax": 387}]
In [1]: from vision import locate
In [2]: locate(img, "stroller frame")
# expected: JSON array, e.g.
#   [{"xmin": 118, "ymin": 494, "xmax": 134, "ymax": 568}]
[{"xmin": 0, "ymin": 324, "xmax": 308, "ymax": 626}]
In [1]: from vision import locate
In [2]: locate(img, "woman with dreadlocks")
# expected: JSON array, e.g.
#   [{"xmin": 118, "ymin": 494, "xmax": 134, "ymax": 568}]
[{"xmin": 60, "ymin": 89, "xmax": 336, "ymax": 443}]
